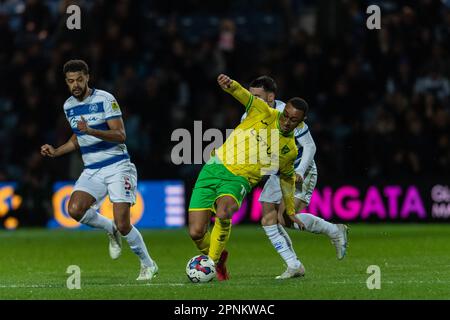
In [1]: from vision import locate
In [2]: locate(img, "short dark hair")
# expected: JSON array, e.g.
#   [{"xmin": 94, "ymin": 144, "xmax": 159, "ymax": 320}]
[
  {"xmin": 63, "ymin": 59, "xmax": 89, "ymax": 75},
  {"xmin": 249, "ymin": 75, "xmax": 277, "ymax": 94},
  {"xmin": 287, "ymin": 97, "xmax": 309, "ymax": 114}
]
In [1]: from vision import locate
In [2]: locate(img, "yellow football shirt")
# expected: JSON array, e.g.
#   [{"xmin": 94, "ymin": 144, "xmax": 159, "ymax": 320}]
[{"xmin": 214, "ymin": 80, "xmax": 298, "ymax": 215}]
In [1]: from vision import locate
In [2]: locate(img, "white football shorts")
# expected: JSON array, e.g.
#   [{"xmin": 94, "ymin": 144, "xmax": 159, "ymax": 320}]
[
  {"xmin": 259, "ymin": 167, "xmax": 317, "ymax": 206},
  {"xmin": 73, "ymin": 159, "xmax": 138, "ymax": 207}
]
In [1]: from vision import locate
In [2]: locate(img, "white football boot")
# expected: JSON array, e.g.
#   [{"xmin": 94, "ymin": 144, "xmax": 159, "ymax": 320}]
[
  {"xmin": 107, "ymin": 224, "xmax": 122, "ymax": 260},
  {"xmin": 331, "ymin": 224, "xmax": 348, "ymax": 260},
  {"xmin": 136, "ymin": 262, "xmax": 159, "ymax": 281},
  {"xmin": 275, "ymin": 264, "xmax": 306, "ymax": 280}
]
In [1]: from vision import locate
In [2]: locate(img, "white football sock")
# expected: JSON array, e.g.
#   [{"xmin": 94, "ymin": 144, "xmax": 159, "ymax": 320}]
[
  {"xmin": 294, "ymin": 213, "xmax": 339, "ymax": 238},
  {"xmin": 263, "ymin": 224, "xmax": 301, "ymax": 269},
  {"xmin": 123, "ymin": 226, "xmax": 155, "ymax": 268},
  {"xmin": 79, "ymin": 208, "xmax": 114, "ymax": 234}
]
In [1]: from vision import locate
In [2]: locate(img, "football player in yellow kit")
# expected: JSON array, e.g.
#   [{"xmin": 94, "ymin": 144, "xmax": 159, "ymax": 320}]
[{"xmin": 188, "ymin": 74, "xmax": 308, "ymax": 280}]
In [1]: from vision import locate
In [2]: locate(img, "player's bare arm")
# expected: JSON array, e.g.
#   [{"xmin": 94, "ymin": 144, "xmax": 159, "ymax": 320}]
[
  {"xmin": 40, "ymin": 134, "xmax": 79, "ymax": 158},
  {"xmin": 77, "ymin": 116, "xmax": 126, "ymax": 143}
]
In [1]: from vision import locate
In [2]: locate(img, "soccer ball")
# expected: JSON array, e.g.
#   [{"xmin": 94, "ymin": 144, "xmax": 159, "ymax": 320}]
[{"xmin": 186, "ymin": 255, "xmax": 216, "ymax": 283}]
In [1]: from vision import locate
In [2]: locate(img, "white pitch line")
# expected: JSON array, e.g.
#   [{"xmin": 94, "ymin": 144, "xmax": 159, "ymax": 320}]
[
  {"xmin": 0, "ymin": 283, "xmax": 187, "ymax": 289},
  {"xmin": 2, "ymin": 280, "xmax": 450, "ymax": 289}
]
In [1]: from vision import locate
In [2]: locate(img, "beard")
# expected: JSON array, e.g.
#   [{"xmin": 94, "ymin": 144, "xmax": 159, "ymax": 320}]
[{"xmin": 72, "ymin": 85, "xmax": 87, "ymax": 98}]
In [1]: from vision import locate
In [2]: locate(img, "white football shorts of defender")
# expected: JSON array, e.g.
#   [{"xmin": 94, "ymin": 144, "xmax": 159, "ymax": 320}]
[
  {"xmin": 242, "ymin": 100, "xmax": 318, "ymax": 205},
  {"xmin": 64, "ymin": 88, "xmax": 137, "ymax": 207},
  {"xmin": 74, "ymin": 161, "xmax": 138, "ymax": 209}
]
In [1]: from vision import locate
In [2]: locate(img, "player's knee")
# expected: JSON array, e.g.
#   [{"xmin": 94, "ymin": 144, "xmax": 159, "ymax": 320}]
[
  {"xmin": 215, "ymin": 206, "xmax": 233, "ymax": 220},
  {"xmin": 216, "ymin": 201, "xmax": 238, "ymax": 220},
  {"xmin": 115, "ymin": 220, "xmax": 131, "ymax": 235},
  {"xmin": 261, "ymin": 212, "xmax": 278, "ymax": 226},
  {"xmin": 189, "ymin": 225, "xmax": 206, "ymax": 240},
  {"xmin": 68, "ymin": 203, "xmax": 88, "ymax": 221},
  {"xmin": 277, "ymin": 217, "xmax": 287, "ymax": 227}
]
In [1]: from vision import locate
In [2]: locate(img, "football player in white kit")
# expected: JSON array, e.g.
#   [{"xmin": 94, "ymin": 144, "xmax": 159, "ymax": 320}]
[
  {"xmin": 242, "ymin": 76, "xmax": 348, "ymax": 279},
  {"xmin": 40, "ymin": 60, "xmax": 158, "ymax": 281}
]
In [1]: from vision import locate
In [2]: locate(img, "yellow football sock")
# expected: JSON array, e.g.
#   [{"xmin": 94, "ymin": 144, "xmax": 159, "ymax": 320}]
[
  {"xmin": 193, "ymin": 230, "xmax": 211, "ymax": 255},
  {"xmin": 209, "ymin": 218, "xmax": 232, "ymax": 264}
]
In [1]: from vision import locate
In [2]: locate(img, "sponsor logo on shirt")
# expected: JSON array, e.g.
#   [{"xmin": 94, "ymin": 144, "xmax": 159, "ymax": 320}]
[
  {"xmin": 89, "ymin": 104, "xmax": 99, "ymax": 113},
  {"xmin": 281, "ymin": 145, "xmax": 291, "ymax": 155},
  {"xmin": 111, "ymin": 101, "xmax": 120, "ymax": 111}
]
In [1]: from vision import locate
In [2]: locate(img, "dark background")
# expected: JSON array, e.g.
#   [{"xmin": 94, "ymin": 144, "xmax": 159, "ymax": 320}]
[{"xmin": 0, "ymin": 0, "xmax": 449, "ymax": 225}]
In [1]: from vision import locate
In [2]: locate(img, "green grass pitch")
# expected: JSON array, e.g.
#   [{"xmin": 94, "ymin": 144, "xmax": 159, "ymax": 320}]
[{"xmin": 0, "ymin": 224, "xmax": 449, "ymax": 299}]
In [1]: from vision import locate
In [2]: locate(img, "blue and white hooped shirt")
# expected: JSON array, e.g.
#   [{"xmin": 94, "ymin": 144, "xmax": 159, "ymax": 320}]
[{"xmin": 63, "ymin": 89, "xmax": 130, "ymax": 170}]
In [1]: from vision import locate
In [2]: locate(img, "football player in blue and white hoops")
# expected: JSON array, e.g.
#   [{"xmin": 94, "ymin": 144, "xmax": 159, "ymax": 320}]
[{"xmin": 41, "ymin": 60, "xmax": 158, "ymax": 281}]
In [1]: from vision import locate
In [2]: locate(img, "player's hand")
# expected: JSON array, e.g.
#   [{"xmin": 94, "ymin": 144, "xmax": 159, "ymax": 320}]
[
  {"xmin": 217, "ymin": 74, "xmax": 232, "ymax": 89},
  {"xmin": 77, "ymin": 116, "xmax": 91, "ymax": 134},
  {"xmin": 40, "ymin": 144, "xmax": 57, "ymax": 158},
  {"xmin": 295, "ymin": 174, "xmax": 304, "ymax": 184},
  {"xmin": 288, "ymin": 214, "xmax": 305, "ymax": 231}
]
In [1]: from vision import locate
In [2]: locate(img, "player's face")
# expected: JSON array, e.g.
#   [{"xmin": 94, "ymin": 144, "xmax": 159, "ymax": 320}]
[
  {"xmin": 249, "ymin": 87, "xmax": 275, "ymax": 106},
  {"xmin": 279, "ymin": 103, "xmax": 305, "ymax": 133},
  {"xmin": 65, "ymin": 71, "xmax": 89, "ymax": 99}
]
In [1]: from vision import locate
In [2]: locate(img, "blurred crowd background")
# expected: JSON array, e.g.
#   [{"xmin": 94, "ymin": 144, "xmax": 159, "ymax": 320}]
[{"xmin": 0, "ymin": 0, "xmax": 449, "ymax": 224}]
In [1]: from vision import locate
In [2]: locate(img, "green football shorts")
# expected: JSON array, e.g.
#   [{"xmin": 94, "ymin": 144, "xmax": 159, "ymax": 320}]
[{"xmin": 188, "ymin": 156, "xmax": 252, "ymax": 213}]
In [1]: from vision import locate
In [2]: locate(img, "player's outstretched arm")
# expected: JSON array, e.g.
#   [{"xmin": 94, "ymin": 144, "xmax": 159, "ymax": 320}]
[
  {"xmin": 217, "ymin": 74, "xmax": 254, "ymax": 109},
  {"xmin": 40, "ymin": 134, "xmax": 79, "ymax": 158}
]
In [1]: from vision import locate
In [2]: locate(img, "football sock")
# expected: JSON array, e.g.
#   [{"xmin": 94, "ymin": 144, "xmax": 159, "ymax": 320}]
[
  {"xmin": 123, "ymin": 226, "xmax": 155, "ymax": 268},
  {"xmin": 209, "ymin": 218, "xmax": 231, "ymax": 264},
  {"xmin": 294, "ymin": 213, "xmax": 339, "ymax": 238},
  {"xmin": 193, "ymin": 230, "xmax": 211, "ymax": 255},
  {"xmin": 263, "ymin": 224, "xmax": 301, "ymax": 269},
  {"xmin": 79, "ymin": 208, "xmax": 114, "ymax": 234}
]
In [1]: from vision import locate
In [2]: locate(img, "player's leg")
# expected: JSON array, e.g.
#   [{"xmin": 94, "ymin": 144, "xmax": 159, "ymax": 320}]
[
  {"xmin": 113, "ymin": 202, "xmax": 158, "ymax": 280},
  {"xmin": 188, "ymin": 209, "xmax": 213, "ymax": 255},
  {"xmin": 68, "ymin": 172, "xmax": 122, "ymax": 259},
  {"xmin": 259, "ymin": 175, "xmax": 305, "ymax": 279},
  {"xmin": 107, "ymin": 162, "xmax": 157, "ymax": 280},
  {"xmin": 279, "ymin": 198, "xmax": 341, "ymax": 237},
  {"xmin": 188, "ymin": 157, "xmax": 221, "ymax": 255},
  {"xmin": 209, "ymin": 195, "xmax": 236, "ymax": 262},
  {"xmin": 209, "ymin": 174, "xmax": 251, "ymax": 281},
  {"xmin": 210, "ymin": 195, "xmax": 238, "ymax": 281},
  {"xmin": 278, "ymin": 170, "xmax": 349, "ymax": 259},
  {"xmin": 68, "ymin": 171, "xmax": 114, "ymax": 234},
  {"xmin": 261, "ymin": 202, "xmax": 304, "ymax": 279}
]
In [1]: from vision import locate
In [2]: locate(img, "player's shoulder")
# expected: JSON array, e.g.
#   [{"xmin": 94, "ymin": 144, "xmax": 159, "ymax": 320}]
[
  {"xmin": 63, "ymin": 96, "xmax": 76, "ymax": 109},
  {"xmin": 252, "ymin": 95, "xmax": 273, "ymax": 114},
  {"xmin": 295, "ymin": 121, "xmax": 310, "ymax": 136},
  {"xmin": 274, "ymin": 100, "xmax": 286, "ymax": 112},
  {"xmin": 92, "ymin": 88, "xmax": 116, "ymax": 101}
]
